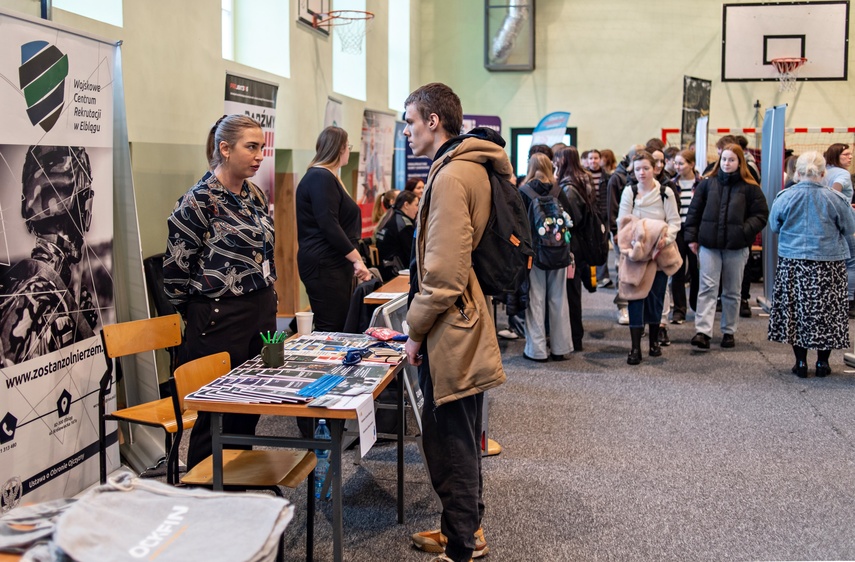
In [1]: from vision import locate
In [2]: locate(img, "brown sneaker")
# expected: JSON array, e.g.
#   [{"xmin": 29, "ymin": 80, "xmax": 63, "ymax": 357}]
[{"xmin": 412, "ymin": 527, "xmax": 489, "ymax": 558}]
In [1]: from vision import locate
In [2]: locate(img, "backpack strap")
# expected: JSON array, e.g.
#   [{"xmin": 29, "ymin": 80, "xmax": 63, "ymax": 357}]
[
  {"xmin": 519, "ymin": 183, "xmax": 537, "ymax": 201},
  {"xmin": 631, "ymin": 183, "xmax": 668, "ymax": 210}
]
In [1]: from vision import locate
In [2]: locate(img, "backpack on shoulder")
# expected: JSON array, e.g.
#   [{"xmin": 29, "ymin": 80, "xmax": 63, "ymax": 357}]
[
  {"xmin": 573, "ymin": 200, "xmax": 610, "ymax": 267},
  {"xmin": 520, "ymin": 183, "xmax": 574, "ymax": 271},
  {"xmin": 471, "ymin": 161, "xmax": 534, "ymax": 296},
  {"xmin": 432, "ymin": 147, "xmax": 534, "ymax": 298},
  {"xmin": 631, "ymin": 183, "xmax": 679, "ymax": 213}
]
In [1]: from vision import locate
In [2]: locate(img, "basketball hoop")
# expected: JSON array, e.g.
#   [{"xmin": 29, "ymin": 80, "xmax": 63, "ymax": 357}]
[
  {"xmin": 313, "ymin": 10, "xmax": 375, "ymax": 54},
  {"xmin": 771, "ymin": 57, "xmax": 807, "ymax": 92}
]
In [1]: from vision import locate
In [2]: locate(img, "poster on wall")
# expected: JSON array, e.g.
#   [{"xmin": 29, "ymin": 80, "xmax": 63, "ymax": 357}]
[
  {"xmin": 224, "ymin": 73, "xmax": 277, "ymax": 207},
  {"xmin": 681, "ymin": 76, "xmax": 711, "ymax": 150},
  {"xmin": 0, "ymin": 11, "xmax": 117, "ymax": 512},
  {"xmin": 357, "ymin": 110, "xmax": 396, "ymax": 237},
  {"xmin": 324, "ymin": 96, "xmax": 342, "ymax": 128}
]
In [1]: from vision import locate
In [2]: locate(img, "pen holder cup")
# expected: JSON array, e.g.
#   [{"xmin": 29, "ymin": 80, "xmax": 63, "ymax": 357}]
[{"xmin": 261, "ymin": 341, "xmax": 285, "ymax": 368}]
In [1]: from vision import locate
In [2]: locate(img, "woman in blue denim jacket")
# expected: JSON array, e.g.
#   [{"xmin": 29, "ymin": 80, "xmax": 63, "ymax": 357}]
[{"xmin": 768, "ymin": 151, "xmax": 855, "ymax": 378}]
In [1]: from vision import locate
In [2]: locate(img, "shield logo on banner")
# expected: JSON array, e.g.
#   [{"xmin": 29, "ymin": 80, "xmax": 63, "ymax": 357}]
[{"xmin": 18, "ymin": 41, "xmax": 68, "ymax": 132}]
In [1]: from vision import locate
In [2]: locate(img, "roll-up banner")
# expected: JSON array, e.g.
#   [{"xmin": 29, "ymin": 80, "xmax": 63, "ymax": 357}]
[
  {"xmin": 358, "ymin": 110, "xmax": 396, "ymax": 237},
  {"xmin": 224, "ymin": 73, "xmax": 278, "ymax": 207},
  {"xmin": 0, "ymin": 10, "xmax": 118, "ymax": 512}
]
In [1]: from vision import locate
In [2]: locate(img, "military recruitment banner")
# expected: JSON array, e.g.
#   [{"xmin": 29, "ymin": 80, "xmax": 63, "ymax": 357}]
[
  {"xmin": 0, "ymin": 10, "xmax": 117, "ymax": 512},
  {"xmin": 224, "ymin": 73, "xmax": 277, "ymax": 207}
]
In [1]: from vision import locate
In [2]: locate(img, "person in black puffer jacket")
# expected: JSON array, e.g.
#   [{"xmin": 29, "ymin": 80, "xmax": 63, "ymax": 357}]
[{"xmin": 683, "ymin": 143, "xmax": 768, "ymax": 350}]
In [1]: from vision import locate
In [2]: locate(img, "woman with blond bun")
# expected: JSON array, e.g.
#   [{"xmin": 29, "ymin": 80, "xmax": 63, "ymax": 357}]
[
  {"xmin": 768, "ymin": 151, "xmax": 855, "ymax": 378},
  {"xmin": 164, "ymin": 114, "xmax": 276, "ymax": 469}
]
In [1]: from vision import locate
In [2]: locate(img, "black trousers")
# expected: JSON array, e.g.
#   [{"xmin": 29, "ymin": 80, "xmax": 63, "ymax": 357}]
[
  {"xmin": 419, "ymin": 345, "xmax": 484, "ymax": 562},
  {"xmin": 179, "ymin": 286, "xmax": 277, "ymax": 470},
  {"xmin": 566, "ymin": 274, "xmax": 584, "ymax": 348},
  {"xmin": 741, "ymin": 259, "xmax": 752, "ymax": 300},
  {"xmin": 301, "ymin": 261, "xmax": 353, "ymax": 332},
  {"xmin": 672, "ymin": 230, "xmax": 699, "ymax": 313}
]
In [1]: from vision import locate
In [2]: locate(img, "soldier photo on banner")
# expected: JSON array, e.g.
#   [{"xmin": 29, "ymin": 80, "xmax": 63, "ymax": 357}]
[{"xmin": 0, "ymin": 145, "xmax": 114, "ymax": 366}]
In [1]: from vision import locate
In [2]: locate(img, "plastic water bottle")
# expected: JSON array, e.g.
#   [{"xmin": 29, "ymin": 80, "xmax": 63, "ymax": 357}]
[{"xmin": 313, "ymin": 419, "xmax": 331, "ymax": 500}]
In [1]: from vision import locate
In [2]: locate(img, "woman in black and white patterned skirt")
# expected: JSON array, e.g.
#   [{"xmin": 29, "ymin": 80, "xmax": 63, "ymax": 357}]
[{"xmin": 768, "ymin": 151, "xmax": 855, "ymax": 378}]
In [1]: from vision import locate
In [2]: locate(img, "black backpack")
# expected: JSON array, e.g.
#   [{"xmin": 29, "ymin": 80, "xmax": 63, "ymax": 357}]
[
  {"xmin": 520, "ymin": 182, "xmax": 574, "ymax": 271},
  {"xmin": 575, "ymin": 204, "xmax": 610, "ymax": 267},
  {"xmin": 431, "ymin": 129, "xmax": 533, "ymax": 297}
]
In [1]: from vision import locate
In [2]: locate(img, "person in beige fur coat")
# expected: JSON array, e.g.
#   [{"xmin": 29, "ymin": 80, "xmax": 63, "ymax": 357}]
[{"xmin": 616, "ymin": 151, "xmax": 682, "ymax": 365}]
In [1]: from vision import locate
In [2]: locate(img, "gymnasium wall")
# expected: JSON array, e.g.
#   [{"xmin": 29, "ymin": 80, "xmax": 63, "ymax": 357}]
[
  {"xmin": 0, "ymin": 0, "xmax": 419, "ymax": 259},
  {"xmin": 419, "ymin": 0, "xmax": 855, "ymax": 156}
]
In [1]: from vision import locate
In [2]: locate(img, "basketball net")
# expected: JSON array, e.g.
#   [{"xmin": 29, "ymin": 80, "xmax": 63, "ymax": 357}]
[
  {"xmin": 771, "ymin": 57, "xmax": 807, "ymax": 92},
  {"xmin": 314, "ymin": 10, "xmax": 374, "ymax": 55}
]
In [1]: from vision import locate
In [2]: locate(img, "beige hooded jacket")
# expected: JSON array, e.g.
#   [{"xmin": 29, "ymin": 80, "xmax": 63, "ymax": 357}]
[{"xmin": 406, "ymin": 136, "xmax": 509, "ymax": 407}]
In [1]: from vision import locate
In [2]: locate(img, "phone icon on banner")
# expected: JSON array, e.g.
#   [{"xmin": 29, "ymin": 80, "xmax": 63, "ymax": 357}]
[{"xmin": 0, "ymin": 413, "xmax": 17, "ymax": 445}]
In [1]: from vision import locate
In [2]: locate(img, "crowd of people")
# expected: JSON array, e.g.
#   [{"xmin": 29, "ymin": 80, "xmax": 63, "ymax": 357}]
[
  {"xmin": 160, "ymin": 97, "xmax": 855, "ymax": 562},
  {"xmin": 507, "ymin": 133, "xmax": 855, "ymax": 375}
]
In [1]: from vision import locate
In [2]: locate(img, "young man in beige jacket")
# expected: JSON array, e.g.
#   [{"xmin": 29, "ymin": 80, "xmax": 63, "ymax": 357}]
[{"xmin": 403, "ymin": 83, "xmax": 508, "ymax": 562}]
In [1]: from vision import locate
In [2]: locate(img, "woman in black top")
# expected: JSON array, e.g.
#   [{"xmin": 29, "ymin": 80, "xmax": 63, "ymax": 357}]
[
  {"xmin": 163, "ymin": 114, "xmax": 276, "ymax": 469},
  {"xmin": 556, "ymin": 146, "xmax": 595, "ymax": 352},
  {"xmin": 296, "ymin": 126, "xmax": 372, "ymax": 331},
  {"xmin": 375, "ymin": 190, "xmax": 419, "ymax": 281}
]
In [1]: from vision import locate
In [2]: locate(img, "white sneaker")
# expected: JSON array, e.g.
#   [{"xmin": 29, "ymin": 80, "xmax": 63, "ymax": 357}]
[
  {"xmin": 497, "ymin": 329, "xmax": 519, "ymax": 340},
  {"xmin": 617, "ymin": 308, "xmax": 629, "ymax": 325}
]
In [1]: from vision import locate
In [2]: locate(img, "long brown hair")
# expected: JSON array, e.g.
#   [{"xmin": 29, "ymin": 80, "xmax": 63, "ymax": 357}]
[
  {"xmin": 522, "ymin": 153, "xmax": 554, "ymax": 185},
  {"xmin": 707, "ymin": 144, "xmax": 759, "ymax": 186},
  {"xmin": 309, "ymin": 126, "xmax": 349, "ymax": 168},
  {"xmin": 556, "ymin": 146, "xmax": 594, "ymax": 206}
]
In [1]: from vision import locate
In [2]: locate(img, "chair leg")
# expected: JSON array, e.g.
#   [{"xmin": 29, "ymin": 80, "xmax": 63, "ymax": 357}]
[
  {"xmin": 98, "ymin": 391, "xmax": 108, "ymax": 485},
  {"xmin": 306, "ymin": 470, "xmax": 315, "ymax": 562},
  {"xmin": 164, "ymin": 433, "xmax": 175, "ymax": 485}
]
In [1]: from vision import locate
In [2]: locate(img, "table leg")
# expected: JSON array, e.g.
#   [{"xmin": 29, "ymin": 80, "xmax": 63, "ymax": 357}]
[
  {"xmin": 211, "ymin": 413, "xmax": 223, "ymax": 491},
  {"xmin": 397, "ymin": 368, "xmax": 405, "ymax": 523},
  {"xmin": 329, "ymin": 419, "xmax": 344, "ymax": 562}
]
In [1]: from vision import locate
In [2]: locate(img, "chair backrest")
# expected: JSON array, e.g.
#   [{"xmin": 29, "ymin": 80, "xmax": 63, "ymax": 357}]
[
  {"xmin": 173, "ymin": 352, "xmax": 231, "ymax": 414},
  {"xmin": 101, "ymin": 314, "xmax": 182, "ymax": 358},
  {"xmin": 142, "ymin": 253, "xmax": 177, "ymax": 317}
]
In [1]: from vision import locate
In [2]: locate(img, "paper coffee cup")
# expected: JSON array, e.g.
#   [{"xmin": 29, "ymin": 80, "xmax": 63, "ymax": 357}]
[{"xmin": 295, "ymin": 311, "xmax": 314, "ymax": 335}]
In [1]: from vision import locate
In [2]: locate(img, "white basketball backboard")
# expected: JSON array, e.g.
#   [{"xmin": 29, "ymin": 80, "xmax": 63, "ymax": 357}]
[
  {"xmin": 297, "ymin": 0, "xmax": 330, "ymax": 35},
  {"xmin": 722, "ymin": 1, "xmax": 849, "ymax": 82}
]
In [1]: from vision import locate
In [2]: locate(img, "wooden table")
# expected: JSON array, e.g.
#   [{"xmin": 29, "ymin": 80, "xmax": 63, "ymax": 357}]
[
  {"xmin": 363, "ymin": 274, "xmax": 410, "ymax": 304},
  {"xmin": 185, "ymin": 360, "xmax": 406, "ymax": 562}
]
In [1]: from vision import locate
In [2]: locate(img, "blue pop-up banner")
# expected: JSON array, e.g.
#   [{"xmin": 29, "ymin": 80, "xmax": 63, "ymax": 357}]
[{"xmin": 532, "ymin": 111, "xmax": 570, "ymax": 147}]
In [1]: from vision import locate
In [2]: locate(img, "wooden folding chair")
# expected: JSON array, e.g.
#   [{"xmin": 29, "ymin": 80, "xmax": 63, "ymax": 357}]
[
  {"xmin": 98, "ymin": 314, "xmax": 189, "ymax": 485},
  {"xmin": 174, "ymin": 352, "xmax": 316, "ymax": 561}
]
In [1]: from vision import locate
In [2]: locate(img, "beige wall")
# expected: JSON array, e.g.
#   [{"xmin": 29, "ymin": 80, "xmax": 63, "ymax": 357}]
[
  {"xmin": 419, "ymin": 0, "xmax": 855, "ymax": 155},
  {"xmin": 4, "ymin": 0, "xmax": 853, "ymax": 256},
  {"xmin": 0, "ymin": 0, "xmax": 418, "ymax": 260}
]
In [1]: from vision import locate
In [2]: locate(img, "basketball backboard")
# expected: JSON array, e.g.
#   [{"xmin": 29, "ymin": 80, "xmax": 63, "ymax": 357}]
[
  {"xmin": 722, "ymin": 1, "xmax": 849, "ymax": 82},
  {"xmin": 297, "ymin": 0, "xmax": 330, "ymax": 35}
]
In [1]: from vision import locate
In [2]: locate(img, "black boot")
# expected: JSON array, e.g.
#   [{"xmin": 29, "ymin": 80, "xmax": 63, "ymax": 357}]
[
  {"xmin": 816, "ymin": 349, "xmax": 832, "ymax": 377},
  {"xmin": 648, "ymin": 324, "xmax": 662, "ymax": 357},
  {"xmin": 628, "ymin": 327, "xmax": 643, "ymax": 365},
  {"xmin": 792, "ymin": 345, "xmax": 808, "ymax": 378}
]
